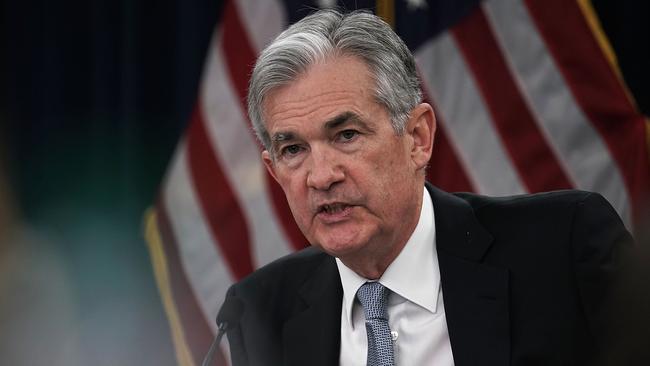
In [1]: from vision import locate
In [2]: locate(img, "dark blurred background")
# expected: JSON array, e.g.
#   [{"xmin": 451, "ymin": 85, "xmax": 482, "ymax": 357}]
[
  {"xmin": 1, "ymin": 0, "xmax": 223, "ymax": 364},
  {"xmin": 0, "ymin": 0, "xmax": 647, "ymax": 365}
]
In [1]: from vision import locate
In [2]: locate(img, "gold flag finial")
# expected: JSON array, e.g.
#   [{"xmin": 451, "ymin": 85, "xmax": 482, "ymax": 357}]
[{"xmin": 376, "ymin": 0, "xmax": 395, "ymax": 29}]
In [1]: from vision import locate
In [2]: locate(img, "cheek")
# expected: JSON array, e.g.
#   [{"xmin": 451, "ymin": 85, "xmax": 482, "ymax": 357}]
[
  {"xmin": 276, "ymin": 166, "xmax": 303, "ymax": 195},
  {"xmin": 369, "ymin": 148, "xmax": 413, "ymax": 209},
  {"xmin": 279, "ymin": 176, "xmax": 310, "ymax": 219},
  {"xmin": 371, "ymin": 145, "xmax": 404, "ymax": 180}
]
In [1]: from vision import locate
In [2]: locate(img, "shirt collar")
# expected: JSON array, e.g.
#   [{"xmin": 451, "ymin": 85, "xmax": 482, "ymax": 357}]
[{"xmin": 336, "ymin": 189, "xmax": 439, "ymax": 329}]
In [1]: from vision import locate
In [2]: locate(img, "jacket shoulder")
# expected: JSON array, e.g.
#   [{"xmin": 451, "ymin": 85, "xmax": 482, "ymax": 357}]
[
  {"xmin": 454, "ymin": 189, "xmax": 597, "ymax": 211},
  {"xmin": 451, "ymin": 189, "xmax": 626, "ymax": 240},
  {"xmin": 231, "ymin": 246, "xmax": 333, "ymax": 298}
]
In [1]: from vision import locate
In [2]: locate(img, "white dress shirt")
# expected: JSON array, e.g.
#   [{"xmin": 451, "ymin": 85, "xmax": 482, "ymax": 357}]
[{"xmin": 336, "ymin": 190, "xmax": 454, "ymax": 365}]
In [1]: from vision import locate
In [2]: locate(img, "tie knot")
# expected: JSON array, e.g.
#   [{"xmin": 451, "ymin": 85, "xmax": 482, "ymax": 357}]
[{"xmin": 356, "ymin": 282, "xmax": 390, "ymax": 320}]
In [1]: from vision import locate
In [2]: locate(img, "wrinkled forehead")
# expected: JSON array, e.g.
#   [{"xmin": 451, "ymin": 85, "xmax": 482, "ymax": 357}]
[{"xmin": 260, "ymin": 54, "xmax": 377, "ymax": 127}]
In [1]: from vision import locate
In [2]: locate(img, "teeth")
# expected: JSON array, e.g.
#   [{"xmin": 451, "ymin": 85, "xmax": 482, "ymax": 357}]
[{"xmin": 323, "ymin": 204, "xmax": 345, "ymax": 214}]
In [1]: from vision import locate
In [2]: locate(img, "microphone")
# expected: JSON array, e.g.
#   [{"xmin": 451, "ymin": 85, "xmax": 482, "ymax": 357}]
[{"xmin": 202, "ymin": 296, "xmax": 244, "ymax": 366}]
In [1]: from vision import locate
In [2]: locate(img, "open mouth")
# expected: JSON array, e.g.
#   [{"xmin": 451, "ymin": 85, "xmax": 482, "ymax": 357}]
[
  {"xmin": 319, "ymin": 203, "xmax": 350, "ymax": 214},
  {"xmin": 316, "ymin": 202, "xmax": 354, "ymax": 223}
]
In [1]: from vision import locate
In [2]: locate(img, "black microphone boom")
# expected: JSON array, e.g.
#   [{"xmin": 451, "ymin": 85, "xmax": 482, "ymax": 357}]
[{"xmin": 202, "ymin": 296, "xmax": 244, "ymax": 366}]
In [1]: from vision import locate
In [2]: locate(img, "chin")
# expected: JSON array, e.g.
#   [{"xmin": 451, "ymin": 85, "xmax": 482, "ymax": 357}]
[{"xmin": 314, "ymin": 234, "xmax": 366, "ymax": 258}]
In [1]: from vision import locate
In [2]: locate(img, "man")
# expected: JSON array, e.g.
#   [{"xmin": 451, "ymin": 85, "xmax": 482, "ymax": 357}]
[{"xmin": 219, "ymin": 9, "xmax": 642, "ymax": 366}]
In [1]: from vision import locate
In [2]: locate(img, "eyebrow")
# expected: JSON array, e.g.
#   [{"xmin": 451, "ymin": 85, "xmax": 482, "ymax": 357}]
[
  {"xmin": 272, "ymin": 132, "xmax": 295, "ymax": 143},
  {"xmin": 323, "ymin": 112, "xmax": 358, "ymax": 130},
  {"xmin": 323, "ymin": 112, "xmax": 370, "ymax": 130},
  {"xmin": 270, "ymin": 131, "xmax": 296, "ymax": 157}
]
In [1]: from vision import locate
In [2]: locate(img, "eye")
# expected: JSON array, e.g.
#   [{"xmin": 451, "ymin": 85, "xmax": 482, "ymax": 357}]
[
  {"xmin": 338, "ymin": 129, "xmax": 359, "ymax": 142},
  {"xmin": 281, "ymin": 144, "xmax": 303, "ymax": 157}
]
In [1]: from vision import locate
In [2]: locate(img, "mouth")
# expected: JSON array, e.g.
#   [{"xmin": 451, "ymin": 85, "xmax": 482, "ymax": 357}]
[
  {"xmin": 316, "ymin": 202, "xmax": 354, "ymax": 223},
  {"xmin": 319, "ymin": 203, "xmax": 349, "ymax": 214}
]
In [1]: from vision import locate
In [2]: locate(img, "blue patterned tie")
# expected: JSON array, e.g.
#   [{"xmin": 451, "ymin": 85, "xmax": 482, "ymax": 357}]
[{"xmin": 356, "ymin": 282, "xmax": 395, "ymax": 366}]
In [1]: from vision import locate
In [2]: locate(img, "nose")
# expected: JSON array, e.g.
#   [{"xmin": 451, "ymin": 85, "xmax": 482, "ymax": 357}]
[{"xmin": 306, "ymin": 145, "xmax": 345, "ymax": 191}]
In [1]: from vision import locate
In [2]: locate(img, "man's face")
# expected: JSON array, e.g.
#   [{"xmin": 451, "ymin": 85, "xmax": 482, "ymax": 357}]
[{"xmin": 261, "ymin": 55, "xmax": 434, "ymax": 269}]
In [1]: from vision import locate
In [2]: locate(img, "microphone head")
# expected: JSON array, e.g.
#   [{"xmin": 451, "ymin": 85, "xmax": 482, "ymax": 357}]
[{"xmin": 216, "ymin": 295, "xmax": 244, "ymax": 327}]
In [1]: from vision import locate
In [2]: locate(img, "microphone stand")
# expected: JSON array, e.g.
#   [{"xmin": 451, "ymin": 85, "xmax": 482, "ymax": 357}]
[{"xmin": 201, "ymin": 321, "xmax": 228, "ymax": 366}]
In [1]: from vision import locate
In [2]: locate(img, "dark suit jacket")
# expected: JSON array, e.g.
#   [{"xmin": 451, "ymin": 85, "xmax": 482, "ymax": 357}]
[{"xmin": 221, "ymin": 184, "xmax": 643, "ymax": 365}]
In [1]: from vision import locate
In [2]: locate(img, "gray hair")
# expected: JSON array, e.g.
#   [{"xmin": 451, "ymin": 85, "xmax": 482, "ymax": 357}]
[{"xmin": 247, "ymin": 9, "xmax": 423, "ymax": 151}]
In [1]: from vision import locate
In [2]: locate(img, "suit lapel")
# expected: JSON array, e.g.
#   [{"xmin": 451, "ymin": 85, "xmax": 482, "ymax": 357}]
[
  {"xmin": 282, "ymin": 256, "xmax": 342, "ymax": 366},
  {"xmin": 428, "ymin": 184, "xmax": 510, "ymax": 366}
]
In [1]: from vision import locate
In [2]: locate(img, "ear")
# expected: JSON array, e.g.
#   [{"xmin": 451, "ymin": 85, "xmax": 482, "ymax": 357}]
[
  {"xmin": 262, "ymin": 150, "xmax": 280, "ymax": 183},
  {"xmin": 406, "ymin": 103, "xmax": 436, "ymax": 171}
]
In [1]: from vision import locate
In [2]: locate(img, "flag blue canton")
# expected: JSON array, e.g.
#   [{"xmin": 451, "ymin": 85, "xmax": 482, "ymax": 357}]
[{"xmin": 280, "ymin": 0, "xmax": 483, "ymax": 51}]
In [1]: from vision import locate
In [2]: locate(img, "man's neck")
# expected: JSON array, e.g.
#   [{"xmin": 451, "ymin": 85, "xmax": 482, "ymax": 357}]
[{"xmin": 339, "ymin": 246, "xmax": 405, "ymax": 280}]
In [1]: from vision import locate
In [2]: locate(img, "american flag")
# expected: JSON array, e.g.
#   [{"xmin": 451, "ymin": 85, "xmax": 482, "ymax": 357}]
[{"xmin": 144, "ymin": 0, "xmax": 650, "ymax": 365}]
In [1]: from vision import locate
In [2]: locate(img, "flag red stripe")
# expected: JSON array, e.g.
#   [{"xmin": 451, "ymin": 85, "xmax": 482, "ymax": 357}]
[
  {"xmin": 420, "ymin": 79, "xmax": 475, "ymax": 192},
  {"xmin": 426, "ymin": 117, "xmax": 476, "ymax": 193},
  {"xmin": 156, "ymin": 200, "xmax": 228, "ymax": 366},
  {"xmin": 452, "ymin": 7, "xmax": 574, "ymax": 192},
  {"xmin": 524, "ymin": 0, "xmax": 650, "ymax": 217},
  {"xmin": 220, "ymin": 0, "xmax": 308, "ymax": 251},
  {"xmin": 187, "ymin": 106, "xmax": 255, "ymax": 279},
  {"xmin": 220, "ymin": 0, "xmax": 253, "ymax": 109}
]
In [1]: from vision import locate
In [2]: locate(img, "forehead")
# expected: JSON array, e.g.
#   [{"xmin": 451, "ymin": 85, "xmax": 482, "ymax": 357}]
[{"xmin": 262, "ymin": 55, "xmax": 377, "ymax": 134}]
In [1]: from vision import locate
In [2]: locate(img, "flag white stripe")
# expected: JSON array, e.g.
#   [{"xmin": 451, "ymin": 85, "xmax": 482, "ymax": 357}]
[
  {"xmin": 483, "ymin": 0, "xmax": 631, "ymax": 225},
  {"xmin": 416, "ymin": 33, "xmax": 527, "ymax": 196},
  {"xmin": 163, "ymin": 143, "xmax": 234, "ymax": 332},
  {"xmin": 200, "ymin": 31, "xmax": 293, "ymax": 268},
  {"xmin": 235, "ymin": 0, "xmax": 286, "ymax": 53}
]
